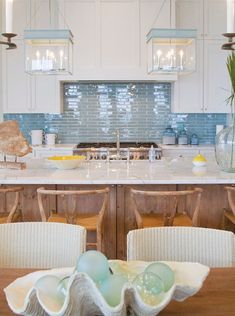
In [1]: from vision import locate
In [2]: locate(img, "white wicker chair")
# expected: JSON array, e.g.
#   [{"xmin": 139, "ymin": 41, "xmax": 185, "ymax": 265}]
[
  {"xmin": 0, "ymin": 222, "xmax": 86, "ymax": 268},
  {"xmin": 127, "ymin": 227, "xmax": 235, "ymax": 267}
]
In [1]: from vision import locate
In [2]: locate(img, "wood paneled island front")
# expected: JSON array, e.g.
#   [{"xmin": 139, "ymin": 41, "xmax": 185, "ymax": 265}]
[{"xmin": 0, "ymin": 158, "xmax": 234, "ymax": 259}]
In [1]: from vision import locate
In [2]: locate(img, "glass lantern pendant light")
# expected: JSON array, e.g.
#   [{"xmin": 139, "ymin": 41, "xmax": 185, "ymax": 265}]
[
  {"xmin": 147, "ymin": 0, "xmax": 196, "ymax": 76},
  {"xmin": 24, "ymin": 0, "xmax": 73, "ymax": 75}
]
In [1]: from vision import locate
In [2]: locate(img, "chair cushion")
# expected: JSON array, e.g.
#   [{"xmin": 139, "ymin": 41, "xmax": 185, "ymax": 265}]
[
  {"xmin": 48, "ymin": 212, "xmax": 98, "ymax": 231},
  {"xmin": 0, "ymin": 209, "xmax": 22, "ymax": 223},
  {"xmin": 0, "ymin": 215, "xmax": 8, "ymax": 223},
  {"xmin": 142, "ymin": 213, "xmax": 192, "ymax": 227}
]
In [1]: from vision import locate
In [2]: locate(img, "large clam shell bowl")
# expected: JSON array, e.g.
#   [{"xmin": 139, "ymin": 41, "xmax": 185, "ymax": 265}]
[{"xmin": 4, "ymin": 260, "xmax": 209, "ymax": 316}]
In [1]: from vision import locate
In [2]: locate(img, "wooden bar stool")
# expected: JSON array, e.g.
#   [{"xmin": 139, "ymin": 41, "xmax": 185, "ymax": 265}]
[
  {"xmin": 0, "ymin": 186, "xmax": 24, "ymax": 223},
  {"xmin": 130, "ymin": 187, "xmax": 203, "ymax": 229},
  {"xmin": 223, "ymin": 187, "xmax": 235, "ymax": 233},
  {"xmin": 37, "ymin": 187, "xmax": 109, "ymax": 251}
]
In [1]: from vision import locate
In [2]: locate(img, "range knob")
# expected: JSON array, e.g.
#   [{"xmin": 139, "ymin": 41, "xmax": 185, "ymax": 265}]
[
  {"xmin": 139, "ymin": 155, "xmax": 145, "ymax": 160},
  {"xmin": 101, "ymin": 154, "xmax": 107, "ymax": 160},
  {"xmin": 130, "ymin": 154, "xmax": 134, "ymax": 160}
]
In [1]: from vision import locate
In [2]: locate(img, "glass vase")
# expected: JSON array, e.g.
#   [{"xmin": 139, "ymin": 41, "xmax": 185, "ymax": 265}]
[{"xmin": 215, "ymin": 117, "xmax": 235, "ymax": 172}]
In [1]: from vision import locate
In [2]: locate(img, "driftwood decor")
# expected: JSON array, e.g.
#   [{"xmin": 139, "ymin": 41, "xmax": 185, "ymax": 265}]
[{"xmin": 0, "ymin": 120, "xmax": 32, "ymax": 169}]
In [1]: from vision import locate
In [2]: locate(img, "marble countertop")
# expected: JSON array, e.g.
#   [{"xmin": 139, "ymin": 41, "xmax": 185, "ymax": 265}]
[
  {"xmin": 32, "ymin": 144, "xmax": 76, "ymax": 150},
  {"xmin": 32, "ymin": 144, "xmax": 215, "ymax": 151},
  {"xmin": 160, "ymin": 144, "xmax": 215, "ymax": 150},
  {"xmin": 0, "ymin": 157, "xmax": 234, "ymax": 185}
]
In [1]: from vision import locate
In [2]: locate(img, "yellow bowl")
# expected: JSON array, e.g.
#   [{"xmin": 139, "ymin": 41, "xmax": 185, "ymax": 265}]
[{"xmin": 47, "ymin": 155, "xmax": 86, "ymax": 169}]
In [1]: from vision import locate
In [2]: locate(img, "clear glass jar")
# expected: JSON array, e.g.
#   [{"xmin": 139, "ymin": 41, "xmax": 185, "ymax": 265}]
[{"xmin": 215, "ymin": 119, "xmax": 235, "ymax": 172}]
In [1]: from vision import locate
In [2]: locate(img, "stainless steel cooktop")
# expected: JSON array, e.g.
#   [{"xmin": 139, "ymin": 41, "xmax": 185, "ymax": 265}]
[{"xmin": 73, "ymin": 142, "xmax": 161, "ymax": 160}]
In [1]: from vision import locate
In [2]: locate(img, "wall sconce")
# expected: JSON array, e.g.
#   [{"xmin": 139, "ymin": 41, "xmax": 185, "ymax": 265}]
[
  {"xmin": 222, "ymin": 0, "xmax": 235, "ymax": 50},
  {"xmin": 0, "ymin": 0, "xmax": 17, "ymax": 50},
  {"xmin": 0, "ymin": 33, "xmax": 17, "ymax": 50}
]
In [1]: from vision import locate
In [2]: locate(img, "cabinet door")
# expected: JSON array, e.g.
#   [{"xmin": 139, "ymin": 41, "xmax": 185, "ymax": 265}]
[
  {"xmin": 62, "ymin": 0, "xmax": 172, "ymax": 80},
  {"xmin": 204, "ymin": 0, "xmax": 227, "ymax": 40},
  {"xmin": 2, "ymin": 41, "xmax": 31, "ymax": 113},
  {"xmin": 31, "ymin": 76, "xmax": 61, "ymax": 114},
  {"xmin": 10, "ymin": 0, "xmax": 29, "ymax": 37},
  {"xmin": 204, "ymin": 40, "xmax": 230, "ymax": 113},
  {"xmin": 62, "ymin": 0, "xmax": 98, "ymax": 79},
  {"xmin": 100, "ymin": 0, "xmax": 139, "ymax": 70},
  {"xmin": 2, "ymin": 0, "xmax": 32, "ymax": 114},
  {"xmin": 172, "ymin": 40, "xmax": 204, "ymax": 113},
  {"xmin": 175, "ymin": 0, "xmax": 204, "ymax": 38}
]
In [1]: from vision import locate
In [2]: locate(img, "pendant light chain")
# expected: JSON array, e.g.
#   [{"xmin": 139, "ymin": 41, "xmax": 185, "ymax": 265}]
[
  {"xmin": 26, "ymin": 0, "xmax": 71, "ymax": 30},
  {"xmin": 170, "ymin": 0, "xmax": 172, "ymax": 29},
  {"xmin": 26, "ymin": 0, "xmax": 42, "ymax": 30},
  {"xmin": 54, "ymin": 0, "xmax": 72, "ymax": 30},
  {"xmin": 49, "ymin": 0, "xmax": 52, "ymax": 28},
  {"xmin": 151, "ymin": 0, "xmax": 167, "ymax": 29}
]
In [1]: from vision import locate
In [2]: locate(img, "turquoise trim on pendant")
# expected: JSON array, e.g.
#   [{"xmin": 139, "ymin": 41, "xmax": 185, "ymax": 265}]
[{"xmin": 146, "ymin": 29, "xmax": 197, "ymax": 42}]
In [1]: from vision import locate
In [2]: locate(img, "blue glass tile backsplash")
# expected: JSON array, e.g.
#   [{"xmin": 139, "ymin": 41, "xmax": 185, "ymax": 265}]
[{"xmin": 4, "ymin": 82, "xmax": 227, "ymax": 144}]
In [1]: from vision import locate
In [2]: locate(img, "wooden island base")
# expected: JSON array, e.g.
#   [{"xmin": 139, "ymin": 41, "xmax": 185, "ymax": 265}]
[{"xmin": 0, "ymin": 184, "xmax": 230, "ymax": 259}]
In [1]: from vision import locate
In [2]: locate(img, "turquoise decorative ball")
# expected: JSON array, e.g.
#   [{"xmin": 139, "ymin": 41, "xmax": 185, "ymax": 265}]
[
  {"xmin": 99, "ymin": 274, "xmax": 128, "ymax": 307},
  {"xmin": 76, "ymin": 250, "xmax": 110, "ymax": 284},
  {"xmin": 133, "ymin": 271, "xmax": 164, "ymax": 306},
  {"xmin": 145, "ymin": 262, "xmax": 175, "ymax": 292}
]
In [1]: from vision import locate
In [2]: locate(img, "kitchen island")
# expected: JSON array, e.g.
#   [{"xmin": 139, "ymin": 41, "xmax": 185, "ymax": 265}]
[
  {"xmin": 0, "ymin": 156, "xmax": 234, "ymax": 185},
  {"xmin": 0, "ymin": 157, "xmax": 234, "ymax": 259}
]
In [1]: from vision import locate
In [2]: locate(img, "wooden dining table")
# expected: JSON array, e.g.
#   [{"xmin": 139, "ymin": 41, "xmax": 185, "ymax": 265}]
[{"xmin": 0, "ymin": 267, "xmax": 234, "ymax": 316}]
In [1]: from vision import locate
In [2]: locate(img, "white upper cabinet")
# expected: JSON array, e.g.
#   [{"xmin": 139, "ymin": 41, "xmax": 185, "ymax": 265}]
[
  {"xmin": 173, "ymin": 0, "xmax": 230, "ymax": 113},
  {"xmin": 1, "ymin": 0, "xmax": 230, "ymax": 114},
  {"xmin": 60, "ymin": 0, "xmax": 174, "ymax": 80},
  {"xmin": 204, "ymin": 40, "xmax": 230, "ymax": 113},
  {"xmin": 100, "ymin": 1, "xmax": 139, "ymax": 69},
  {"xmin": 172, "ymin": 40, "xmax": 204, "ymax": 113},
  {"xmin": 175, "ymin": 0, "xmax": 204, "ymax": 38},
  {"xmin": 1, "ymin": 0, "xmax": 62, "ymax": 113},
  {"xmin": 175, "ymin": 0, "xmax": 226, "ymax": 39},
  {"xmin": 204, "ymin": 0, "xmax": 227, "ymax": 39},
  {"xmin": 2, "ymin": 41, "xmax": 31, "ymax": 113}
]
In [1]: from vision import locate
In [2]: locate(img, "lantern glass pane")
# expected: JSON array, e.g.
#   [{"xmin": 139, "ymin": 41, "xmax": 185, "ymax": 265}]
[
  {"xmin": 24, "ymin": 30, "xmax": 73, "ymax": 75},
  {"xmin": 147, "ymin": 29, "xmax": 196, "ymax": 75}
]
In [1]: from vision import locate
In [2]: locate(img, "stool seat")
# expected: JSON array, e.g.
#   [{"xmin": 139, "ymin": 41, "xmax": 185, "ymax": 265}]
[
  {"xmin": 141, "ymin": 213, "xmax": 193, "ymax": 228},
  {"xmin": 0, "ymin": 209, "xmax": 22, "ymax": 224},
  {"xmin": 48, "ymin": 211, "xmax": 98, "ymax": 231}
]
